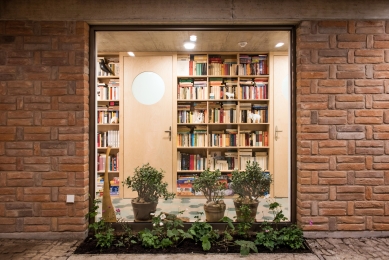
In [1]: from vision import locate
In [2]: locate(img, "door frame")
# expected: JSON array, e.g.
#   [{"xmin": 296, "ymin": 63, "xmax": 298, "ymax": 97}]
[{"xmin": 89, "ymin": 25, "xmax": 297, "ymax": 223}]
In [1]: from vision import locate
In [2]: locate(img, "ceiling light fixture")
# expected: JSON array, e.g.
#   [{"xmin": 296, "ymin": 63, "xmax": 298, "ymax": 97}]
[
  {"xmin": 184, "ymin": 41, "xmax": 195, "ymax": 50},
  {"xmin": 190, "ymin": 35, "xmax": 197, "ymax": 42},
  {"xmin": 238, "ymin": 41, "xmax": 247, "ymax": 47},
  {"xmin": 275, "ymin": 42, "xmax": 284, "ymax": 47},
  {"xmin": 127, "ymin": 52, "xmax": 135, "ymax": 56}
]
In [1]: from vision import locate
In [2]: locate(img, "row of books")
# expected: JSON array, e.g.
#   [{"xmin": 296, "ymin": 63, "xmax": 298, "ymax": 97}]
[
  {"xmin": 97, "ymin": 153, "xmax": 120, "ymax": 172},
  {"xmin": 209, "ymin": 107, "xmax": 237, "ymax": 123},
  {"xmin": 239, "ymin": 131, "xmax": 269, "ymax": 147},
  {"xmin": 97, "ymin": 81, "xmax": 120, "ymax": 101},
  {"xmin": 177, "ymin": 126, "xmax": 207, "ymax": 147},
  {"xmin": 240, "ymin": 102, "xmax": 268, "ymax": 123},
  {"xmin": 177, "ymin": 110, "xmax": 206, "ymax": 124},
  {"xmin": 177, "ymin": 78, "xmax": 208, "ymax": 100},
  {"xmin": 97, "ymin": 109, "xmax": 119, "ymax": 124},
  {"xmin": 176, "ymin": 130, "xmax": 269, "ymax": 147},
  {"xmin": 96, "ymin": 177, "xmax": 120, "ymax": 196},
  {"xmin": 177, "ymin": 152, "xmax": 207, "ymax": 171},
  {"xmin": 209, "ymin": 130, "xmax": 238, "ymax": 147},
  {"xmin": 97, "ymin": 130, "xmax": 119, "ymax": 148},
  {"xmin": 239, "ymin": 78, "xmax": 268, "ymax": 99},
  {"xmin": 176, "ymin": 174, "xmax": 233, "ymax": 196},
  {"xmin": 239, "ymin": 150, "xmax": 268, "ymax": 170},
  {"xmin": 177, "ymin": 54, "xmax": 207, "ymax": 76},
  {"xmin": 177, "ymin": 54, "xmax": 268, "ymax": 77}
]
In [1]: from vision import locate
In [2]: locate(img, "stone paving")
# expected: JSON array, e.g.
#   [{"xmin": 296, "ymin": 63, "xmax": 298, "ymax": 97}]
[{"xmin": 1, "ymin": 237, "xmax": 389, "ymax": 260}]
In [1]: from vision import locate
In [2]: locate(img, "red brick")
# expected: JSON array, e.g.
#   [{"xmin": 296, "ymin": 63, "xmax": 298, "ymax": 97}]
[
  {"xmin": 338, "ymin": 216, "xmax": 364, "ymax": 224},
  {"xmin": 337, "ymin": 224, "xmax": 365, "ymax": 231},
  {"xmin": 319, "ymin": 209, "xmax": 346, "ymax": 216}
]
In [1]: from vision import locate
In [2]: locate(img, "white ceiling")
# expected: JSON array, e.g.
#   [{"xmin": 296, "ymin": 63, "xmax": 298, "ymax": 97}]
[{"xmin": 96, "ymin": 31, "xmax": 290, "ymax": 53}]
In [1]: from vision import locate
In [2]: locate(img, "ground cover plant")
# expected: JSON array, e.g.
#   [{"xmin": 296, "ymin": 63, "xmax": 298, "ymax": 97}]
[{"xmin": 76, "ymin": 197, "xmax": 310, "ymax": 255}]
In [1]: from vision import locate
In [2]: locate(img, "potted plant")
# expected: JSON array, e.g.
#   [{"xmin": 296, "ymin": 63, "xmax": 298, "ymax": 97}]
[
  {"xmin": 193, "ymin": 169, "xmax": 226, "ymax": 222},
  {"xmin": 123, "ymin": 163, "xmax": 175, "ymax": 222},
  {"xmin": 231, "ymin": 161, "xmax": 272, "ymax": 222}
]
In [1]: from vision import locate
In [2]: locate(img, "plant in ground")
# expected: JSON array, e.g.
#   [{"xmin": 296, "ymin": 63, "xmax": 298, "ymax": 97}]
[
  {"xmin": 138, "ymin": 212, "xmax": 192, "ymax": 249},
  {"xmin": 235, "ymin": 240, "xmax": 258, "ymax": 256},
  {"xmin": 115, "ymin": 209, "xmax": 137, "ymax": 248},
  {"xmin": 187, "ymin": 213, "xmax": 219, "ymax": 251},
  {"xmin": 255, "ymin": 199, "xmax": 304, "ymax": 251},
  {"xmin": 85, "ymin": 197, "xmax": 115, "ymax": 250}
]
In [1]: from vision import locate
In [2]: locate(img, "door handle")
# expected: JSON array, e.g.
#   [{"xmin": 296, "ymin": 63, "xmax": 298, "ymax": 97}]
[
  {"xmin": 275, "ymin": 125, "xmax": 283, "ymax": 141},
  {"xmin": 165, "ymin": 126, "xmax": 171, "ymax": 141}
]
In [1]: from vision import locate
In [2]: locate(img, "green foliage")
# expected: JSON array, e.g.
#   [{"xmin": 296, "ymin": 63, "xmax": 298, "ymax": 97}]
[
  {"xmin": 192, "ymin": 169, "xmax": 225, "ymax": 203},
  {"xmin": 89, "ymin": 219, "xmax": 115, "ymax": 249},
  {"xmin": 85, "ymin": 196, "xmax": 101, "ymax": 220},
  {"xmin": 235, "ymin": 204, "xmax": 254, "ymax": 238},
  {"xmin": 235, "ymin": 240, "xmax": 258, "ymax": 256},
  {"xmin": 138, "ymin": 212, "xmax": 192, "ymax": 249},
  {"xmin": 115, "ymin": 220, "xmax": 137, "ymax": 248},
  {"xmin": 254, "ymin": 223, "xmax": 280, "ymax": 251},
  {"xmin": 255, "ymin": 200, "xmax": 305, "ymax": 251},
  {"xmin": 231, "ymin": 161, "xmax": 272, "ymax": 202},
  {"xmin": 278, "ymin": 224, "xmax": 305, "ymax": 250},
  {"xmin": 188, "ymin": 213, "xmax": 219, "ymax": 251},
  {"xmin": 123, "ymin": 163, "xmax": 175, "ymax": 203}
]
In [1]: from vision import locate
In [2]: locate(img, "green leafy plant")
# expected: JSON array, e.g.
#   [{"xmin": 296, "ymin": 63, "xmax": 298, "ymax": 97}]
[
  {"xmin": 231, "ymin": 161, "xmax": 272, "ymax": 203},
  {"xmin": 115, "ymin": 212, "xmax": 137, "ymax": 248},
  {"xmin": 267, "ymin": 198, "xmax": 288, "ymax": 230},
  {"xmin": 235, "ymin": 204, "xmax": 254, "ymax": 238},
  {"xmin": 235, "ymin": 240, "xmax": 258, "ymax": 256},
  {"xmin": 85, "ymin": 197, "xmax": 115, "ymax": 250},
  {"xmin": 123, "ymin": 163, "xmax": 175, "ymax": 203},
  {"xmin": 254, "ymin": 222, "xmax": 280, "ymax": 251},
  {"xmin": 278, "ymin": 224, "xmax": 305, "ymax": 250},
  {"xmin": 138, "ymin": 212, "xmax": 192, "ymax": 249},
  {"xmin": 193, "ymin": 169, "xmax": 225, "ymax": 204},
  {"xmin": 187, "ymin": 213, "xmax": 219, "ymax": 251}
]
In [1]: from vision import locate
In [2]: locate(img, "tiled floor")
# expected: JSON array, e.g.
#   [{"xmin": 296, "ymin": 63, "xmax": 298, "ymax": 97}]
[{"xmin": 98, "ymin": 197, "xmax": 290, "ymax": 222}]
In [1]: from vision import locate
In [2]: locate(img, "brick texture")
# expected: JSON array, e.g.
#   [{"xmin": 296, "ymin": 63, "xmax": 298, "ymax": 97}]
[
  {"xmin": 297, "ymin": 20, "xmax": 389, "ymax": 231},
  {"xmin": 0, "ymin": 21, "xmax": 89, "ymax": 233}
]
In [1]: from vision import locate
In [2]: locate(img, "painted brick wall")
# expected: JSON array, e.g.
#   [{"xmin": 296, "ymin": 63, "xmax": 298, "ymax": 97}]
[
  {"xmin": 0, "ymin": 21, "xmax": 89, "ymax": 236},
  {"xmin": 297, "ymin": 20, "xmax": 389, "ymax": 231}
]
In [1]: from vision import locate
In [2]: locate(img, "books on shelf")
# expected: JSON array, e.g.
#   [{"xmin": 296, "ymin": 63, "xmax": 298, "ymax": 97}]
[
  {"xmin": 238, "ymin": 54, "xmax": 268, "ymax": 75},
  {"xmin": 97, "ymin": 153, "xmax": 120, "ymax": 171},
  {"xmin": 97, "ymin": 79, "xmax": 120, "ymax": 101},
  {"xmin": 177, "ymin": 152, "xmax": 207, "ymax": 171},
  {"xmin": 239, "ymin": 130, "xmax": 268, "ymax": 147},
  {"xmin": 178, "ymin": 78, "xmax": 208, "ymax": 100},
  {"xmin": 177, "ymin": 126, "xmax": 207, "ymax": 147},
  {"xmin": 97, "ymin": 130, "xmax": 119, "ymax": 148},
  {"xmin": 240, "ymin": 151, "xmax": 268, "ymax": 171}
]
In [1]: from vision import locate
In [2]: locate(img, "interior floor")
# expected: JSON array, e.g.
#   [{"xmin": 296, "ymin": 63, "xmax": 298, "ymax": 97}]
[{"xmin": 98, "ymin": 197, "xmax": 290, "ymax": 222}]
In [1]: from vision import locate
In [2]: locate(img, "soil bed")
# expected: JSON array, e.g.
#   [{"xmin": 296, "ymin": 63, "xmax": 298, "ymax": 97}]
[{"xmin": 74, "ymin": 235, "xmax": 312, "ymax": 254}]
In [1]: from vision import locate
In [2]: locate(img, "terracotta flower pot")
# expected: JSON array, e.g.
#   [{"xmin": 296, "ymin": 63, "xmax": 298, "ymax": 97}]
[
  {"xmin": 131, "ymin": 199, "xmax": 158, "ymax": 222},
  {"xmin": 203, "ymin": 202, "xmax": 226, "ymax": 222},
  {"xmin": 233, "ymin": 199, "xmax": 259, "ymax": 222}
]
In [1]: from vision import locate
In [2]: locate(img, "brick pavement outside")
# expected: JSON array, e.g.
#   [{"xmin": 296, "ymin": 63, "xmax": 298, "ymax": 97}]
[{"xmin": 1, "ymin": 238, "xmax": 389, "ymax": 260}]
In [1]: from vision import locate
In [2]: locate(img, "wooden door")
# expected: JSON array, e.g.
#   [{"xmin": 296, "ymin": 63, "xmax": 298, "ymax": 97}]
[
  {"xmin": 273, "ymin": 54, "xmax": 290, "ymax": 198},
  {"xmin": 122, "ymin": 55, "xmax": 173, "ymax": 198}
]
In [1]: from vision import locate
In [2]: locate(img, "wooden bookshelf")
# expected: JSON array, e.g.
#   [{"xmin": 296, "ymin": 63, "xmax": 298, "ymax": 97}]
[
  {"xmin": 96, "ymin": 53, "xmax": 121, "ymax": 198},
  {"xmin": 175, "ymin": 52, "xmax": 273, "ymax": 197}
]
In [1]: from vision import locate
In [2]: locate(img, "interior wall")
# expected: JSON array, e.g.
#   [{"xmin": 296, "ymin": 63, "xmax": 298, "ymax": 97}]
[{"xmin": 297, "ymin": 20, "xmax": 389, "ymax": 234}]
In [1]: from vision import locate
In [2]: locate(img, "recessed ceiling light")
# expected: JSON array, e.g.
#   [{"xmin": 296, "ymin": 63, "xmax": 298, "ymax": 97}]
[
  {"xmin": 127, "ymin": 52, "xmax": 135, "ymax": 56},
  {"xmin": 275, "ymin": 42, "xmax": 284, "ymax": 47},
  {"xmin": 184, "ymin": 41, "xmax": 195, "ymax": 50},
  {"xmin": 190, "ymin": 35, "xmax": 197, "ymax": 42},
  {"xmin": 238, "ymin": 41, "xmax": 248, "ymax": 47}
]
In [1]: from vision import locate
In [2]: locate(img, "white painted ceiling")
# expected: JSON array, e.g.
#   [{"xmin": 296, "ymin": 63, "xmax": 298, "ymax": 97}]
[{"xmin": 96, "ymin": 31, "xmax": 290, "ymax": 53}]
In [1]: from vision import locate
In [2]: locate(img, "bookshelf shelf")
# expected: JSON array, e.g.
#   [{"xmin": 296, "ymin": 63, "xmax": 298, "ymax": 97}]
[
  {"xmin": 96, "ymin": 53, "xmax": 121, "ymax": 199},
  {"xmin": 175, "ymin": 52, "xmax": 272, "ymax": 197}
]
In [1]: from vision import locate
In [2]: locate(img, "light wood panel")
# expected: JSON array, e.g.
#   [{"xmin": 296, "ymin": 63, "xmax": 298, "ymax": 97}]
[
  {"xmin": 122, "ymin": 54, "xmax": 174, "ymax": 198},
  {"xmin": 272, "ymin": 54, "xmax": 290, "ymax": 198}
]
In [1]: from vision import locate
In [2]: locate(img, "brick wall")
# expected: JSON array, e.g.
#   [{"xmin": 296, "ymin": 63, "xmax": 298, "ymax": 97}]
[
  {"xmin": 297, "ymin": 20, "xmax": 389, "ymax": 232},
  {"xmin": 0, "ymin": 21, "xmax": 89, "ymax": 237}
]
